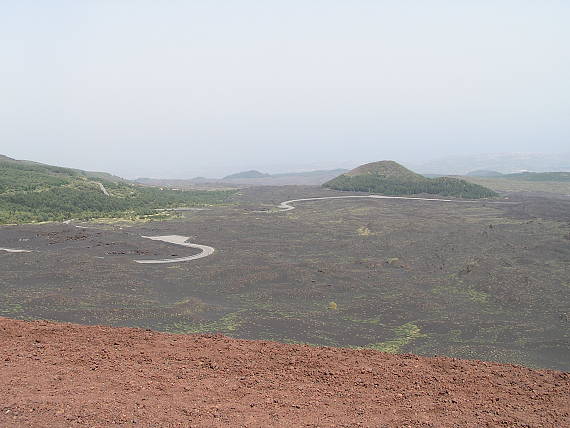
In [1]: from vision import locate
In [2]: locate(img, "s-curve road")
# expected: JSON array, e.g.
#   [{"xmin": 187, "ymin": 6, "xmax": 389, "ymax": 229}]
[{"xmin": 135, "ymin": 235, "xmax": 215, "ymax": 264}]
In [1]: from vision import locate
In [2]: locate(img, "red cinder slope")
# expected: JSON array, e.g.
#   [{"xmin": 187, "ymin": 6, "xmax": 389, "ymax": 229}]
[{"xmin": 1, "ymin": 318, "xmax": 568, "ymax": 427}]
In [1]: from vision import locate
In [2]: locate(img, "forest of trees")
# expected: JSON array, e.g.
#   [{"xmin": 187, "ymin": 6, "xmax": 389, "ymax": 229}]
[
  {"xmin": 324, "ymin": 174, "xmax": 498, "ymax": 199},
  {"xmin": 0, "ymin": 159, "xmax": 235, "ymax": 224}
]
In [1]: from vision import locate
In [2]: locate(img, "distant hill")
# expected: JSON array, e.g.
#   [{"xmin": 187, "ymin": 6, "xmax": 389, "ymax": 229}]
[
  {"xmin": 0, "ymin": 156, "xmax": 233, "ymax": 224},
  {"xmin": 324, "ymin": 161, "xmax": 498, "ymax": 199},
  {"xmin": 502, "ymin": 171, "xmax": 570, "ymax": 182},
  {"xmin": 223, "ymin": 170, "xmax": 270, "ymax": 179},
  {"xmin": 0, "ymin": 155, "xmax": 125, "ymax": 184},
  {"xmin": 466, "ymin": 170, "xmax": 504, "ymax": 177}
]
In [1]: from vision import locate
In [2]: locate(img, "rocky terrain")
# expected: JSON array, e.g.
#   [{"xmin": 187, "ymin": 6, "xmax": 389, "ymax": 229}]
[
  {"xmin": 1, "ymin": 317, "xmax": 568, "ymax": 427},
  {"xmin": 2, "ymin": 186, "xmax": 569, "ymax": 371}
]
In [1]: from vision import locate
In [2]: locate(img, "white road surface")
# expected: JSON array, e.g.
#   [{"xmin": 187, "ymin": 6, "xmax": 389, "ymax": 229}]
[
  {"xmin": 276, "ymin": 195, "xmax": 479, "ymax": 211},
  {"xmin": 134, "ymin": 235, "xmax": 215, "ymax": 264},
  {"xmin": 4, "ymin": 196, "xmax": 513, "ymax": 263},
  {"xmin": 97, "ymin": 182, "xmax": 110, "ymax": 196}
]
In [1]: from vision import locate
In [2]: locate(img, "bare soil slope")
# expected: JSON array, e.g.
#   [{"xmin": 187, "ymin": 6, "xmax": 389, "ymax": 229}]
[{"xmin": 1, "ymin": 318, "xmax": 568, "ymax": 427}]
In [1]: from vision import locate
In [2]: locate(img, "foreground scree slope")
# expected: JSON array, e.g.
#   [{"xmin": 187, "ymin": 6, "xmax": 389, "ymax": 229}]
[{"xmin": 1, "ymin": 318, "xmax": 568, "ymax": 427}]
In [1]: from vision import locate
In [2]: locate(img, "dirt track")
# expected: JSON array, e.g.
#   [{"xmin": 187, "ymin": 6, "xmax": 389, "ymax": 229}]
[{"xmin": 1, "ymin": 318, "xmax": 568, "ymax": 427}]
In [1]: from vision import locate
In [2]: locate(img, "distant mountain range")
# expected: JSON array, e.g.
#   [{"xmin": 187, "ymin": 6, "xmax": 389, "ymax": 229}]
[
  {"xmin": 465, "ymin": 170, "xmax": 504, "ymax": 177},
  {"xmin": 137, "ymin": 168, "xmax": 349, "ymax": 187},
  {"xmin": 413, "ymin": 153, "xmax": 570, "ymax": 175}
]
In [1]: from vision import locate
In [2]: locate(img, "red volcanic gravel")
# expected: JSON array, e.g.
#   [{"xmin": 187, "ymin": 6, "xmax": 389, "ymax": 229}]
[{"xmin": 1, "ymin": 317, "xmax": 568, "ymax": 427}]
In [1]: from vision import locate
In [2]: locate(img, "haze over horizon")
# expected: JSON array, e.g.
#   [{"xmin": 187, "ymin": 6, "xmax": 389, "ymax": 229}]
[{"xmin": 1, "ymin": 1, "xmax": 569, "ymax": 178}]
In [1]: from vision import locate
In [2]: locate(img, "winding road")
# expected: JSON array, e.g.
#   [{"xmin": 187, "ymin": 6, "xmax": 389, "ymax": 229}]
[
  {"xmin": 5, "ymin": 195, "xmax": 514, "ymax": 264},
  {"xmin": 276, "ymin": 195, "xmax": 490, "ymax": 211},
  {"xmin": 134, "ymin": 235, "xmax": 215, "ymax": 264},
  {"xmin": 134, "ymin": 197, "xmax": 480, "ymax": 263}
]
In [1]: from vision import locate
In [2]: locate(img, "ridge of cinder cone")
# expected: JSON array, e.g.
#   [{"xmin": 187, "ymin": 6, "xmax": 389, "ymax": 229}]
[{"xmin": 344, "ymin": 160, "xmax": 425, "ymax": 181}]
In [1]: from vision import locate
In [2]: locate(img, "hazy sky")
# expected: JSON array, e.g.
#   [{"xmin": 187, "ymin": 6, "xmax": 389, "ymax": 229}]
[{"xmin": 1, "ymin": 1, "xmax": 569, "ymax": 178}]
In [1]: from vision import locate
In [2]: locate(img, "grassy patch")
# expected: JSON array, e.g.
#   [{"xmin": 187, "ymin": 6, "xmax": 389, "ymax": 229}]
[
  {"xmin": 170, "ymin": 310, "xmax": 246, "ymax": 334},
  {"xmin": 366, "ymin": 322, "xmax": 426, "ymax": 353},
  {"xmin": 170, "ymin": 298, "xmax": 210, "ymax": 316},
  {"xmin": 432, "ymin": 282, "xmax": 490, "ymax": 305},
  {"xmin": 342, "ymin": 316, "xmax": 384, "ymax": 326},
  {"xmin": 0, "ymin": 302, "xmax": 23, "ymax": 316}
]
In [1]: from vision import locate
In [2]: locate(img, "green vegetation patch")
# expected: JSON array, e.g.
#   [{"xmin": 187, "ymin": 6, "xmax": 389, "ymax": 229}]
[
  {"xmin": 170, "ymin": 310, "xmax": 246, "ymax": 334},
  {"xmin": 502, "ymin": 171, "xmax": 570, "ymax": 182},
  {"xmin": 324, "ymin": 161, "xmax": 497, "ymax": 199},
  {"xmin": 366, "ymin": 322, "xmax": 427, "ymax": 353},
  {"xmin": 433, "ymin": 281, "xmax": 490, "ymax": 303},
  {"xmin": 0, "ymin": 158, "xmax": 235, "ymax": 224}
]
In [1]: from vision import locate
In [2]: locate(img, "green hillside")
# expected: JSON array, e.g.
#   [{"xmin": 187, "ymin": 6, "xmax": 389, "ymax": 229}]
[
  {"xmin": 324, "ymin": 161, "xmax": 498, "ymax": 199},
  {"xmin": 0, "ymin": 156, "xmax": 234, "ymax": 224},
  {"xmin": 345, "ymin": 160, "xmax": 425, "ymax": 181}
]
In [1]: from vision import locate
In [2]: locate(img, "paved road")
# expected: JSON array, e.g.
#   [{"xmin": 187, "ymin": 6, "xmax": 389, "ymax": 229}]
[
  {"xmin": 135, "ymin": 196, "xmax": 480, "ymax": 264},
  {"xmin": 5, "ymin": 196, "xmax": 513, "ymax": 264},
  {"xmin": 135, "ymin": 235, "xmax": 215, "ymax": 264},
  {"xmin": 276, "ymin": 195, "xmax": 482, "ymax": 211}
]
